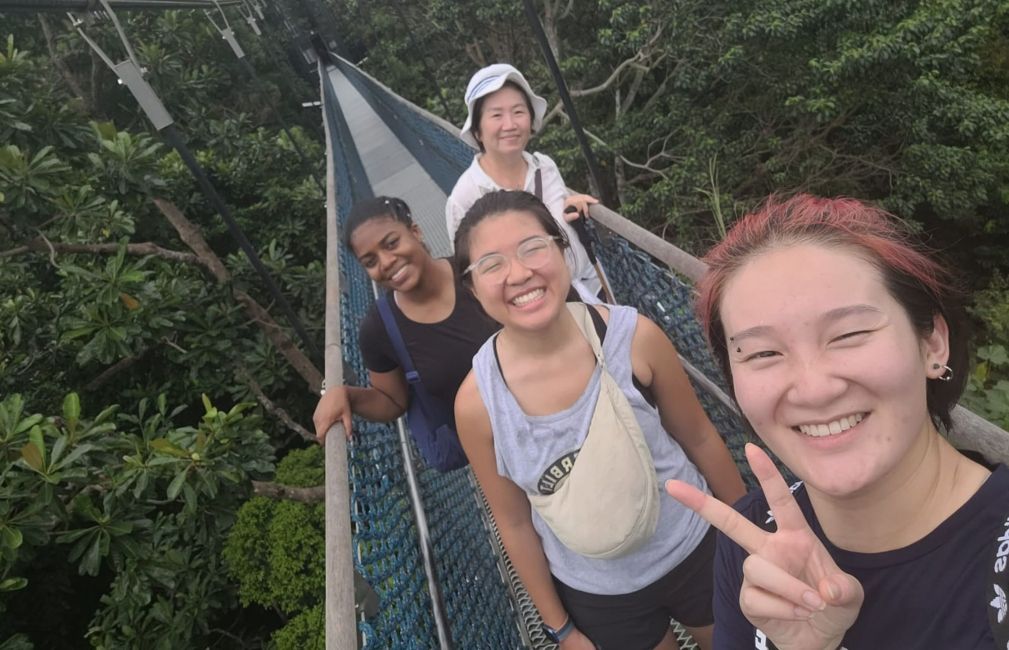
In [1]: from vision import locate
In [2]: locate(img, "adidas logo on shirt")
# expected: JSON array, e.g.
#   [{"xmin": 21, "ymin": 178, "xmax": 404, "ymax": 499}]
[{"xmin": 993, "ymin": 584, "xmax": 1007, "ymax": 625}]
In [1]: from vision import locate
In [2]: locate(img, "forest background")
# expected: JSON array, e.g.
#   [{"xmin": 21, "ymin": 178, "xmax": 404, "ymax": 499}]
[{"xmin": 1, "ymin": 0, "xmax": 1007, "ymax": 648}]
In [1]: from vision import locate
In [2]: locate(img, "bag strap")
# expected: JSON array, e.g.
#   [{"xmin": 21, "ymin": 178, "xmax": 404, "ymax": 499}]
[
  {"xmin": 567, "ymin": 302, "xmax": 605, "ymax": 365},
  {"xmin": 375, "ymin": 295, "xmax": 441, "ymax": 422},
  {"xmin": 534, "ymin": 167, "xmax": 543, "ymax": 201}
]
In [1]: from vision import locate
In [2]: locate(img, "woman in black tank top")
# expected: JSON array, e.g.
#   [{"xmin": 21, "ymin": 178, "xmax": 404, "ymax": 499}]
[{"xmin": 312, "ymin": 197, "xmax": 497, "ymax": 446}]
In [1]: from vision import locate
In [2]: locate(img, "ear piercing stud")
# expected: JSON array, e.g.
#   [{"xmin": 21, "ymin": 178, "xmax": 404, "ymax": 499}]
[{"xmin": 931, "ymin": 363, "xmax": 954, "ymax": 382}]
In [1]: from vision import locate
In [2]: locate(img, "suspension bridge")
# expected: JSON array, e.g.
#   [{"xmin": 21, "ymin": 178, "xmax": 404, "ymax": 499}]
[{"xmin": 7, "ymin": 1, "xmax": 1009, "ymax": 648}]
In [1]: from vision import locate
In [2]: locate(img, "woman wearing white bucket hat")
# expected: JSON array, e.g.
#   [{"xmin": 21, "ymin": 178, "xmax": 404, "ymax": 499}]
[{"xmin": 445, "ymin": 63, "xmax": 605, "ymax": 302}]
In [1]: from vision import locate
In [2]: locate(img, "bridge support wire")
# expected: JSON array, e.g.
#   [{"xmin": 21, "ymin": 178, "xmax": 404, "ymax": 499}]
[{"xmin": 378, "ymin": 301, "xmax": 455, "ymax": 650}]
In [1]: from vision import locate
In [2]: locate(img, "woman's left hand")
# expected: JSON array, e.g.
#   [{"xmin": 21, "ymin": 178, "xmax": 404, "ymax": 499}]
[{"xmin": 562, "ymin": 194, "xmax": 599, "ymax": 221}]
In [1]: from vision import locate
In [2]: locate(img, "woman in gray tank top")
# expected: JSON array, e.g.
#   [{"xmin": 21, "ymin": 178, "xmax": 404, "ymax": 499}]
[{"xmin": 452, "ymin": 190, "xmax": 745, "ymax": 649}]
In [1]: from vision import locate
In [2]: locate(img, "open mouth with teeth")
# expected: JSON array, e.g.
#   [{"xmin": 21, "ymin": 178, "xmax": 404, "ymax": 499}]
[
  {"xmin": 510, "ymin": 287, "xmax": 544, "ymax": 307},
  {"xmin": 794, "ymin": 413, "xmax": 866, "ymax": 438},
  {"xmin": 387, "ymin": 266, "xmax": 408, "ymax": 283}
]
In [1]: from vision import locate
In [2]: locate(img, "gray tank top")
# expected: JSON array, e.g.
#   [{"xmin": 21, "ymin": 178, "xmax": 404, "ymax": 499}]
[{"xmin": 472, "ymin": 304, "xmax": 710, "ymax": 594}]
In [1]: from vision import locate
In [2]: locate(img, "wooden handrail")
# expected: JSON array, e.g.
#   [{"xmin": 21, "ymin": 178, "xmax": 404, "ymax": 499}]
[
  {"xmin": 320, "ymin": 61, "xmax": 358, "ymax": 650},
  {"xmin": 588, "ymin": 204, "xmax": 709, "ymax": 283}
]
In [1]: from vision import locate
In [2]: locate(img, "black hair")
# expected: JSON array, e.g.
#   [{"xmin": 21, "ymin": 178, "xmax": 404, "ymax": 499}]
[
  {"xmin": 470, "ymin": 80, "xmax": 535, "ymax": 154},
  {"xmin": 344, "ymin": 196, "xmax": 414, "ymax": 250},
  {"xmin": 453, "ymin": 190, "xmax": 568, "ymax": 286}
]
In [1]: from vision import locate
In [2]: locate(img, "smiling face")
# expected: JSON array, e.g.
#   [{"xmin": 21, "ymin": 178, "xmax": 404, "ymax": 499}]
[
  {"xmin": 720, "ymin": 243, "xmax": 949, "ymax": 498},
  {"xmin": 349, "ymin": 216, "xmax": 428, "ymax": 292},
  {"xmin": 474, "ymin": 85, "xmax": 532, "ymax": 157},
  {"xmin": 465, "ymin": 209, "xmax": 569, "ymax": 330}
]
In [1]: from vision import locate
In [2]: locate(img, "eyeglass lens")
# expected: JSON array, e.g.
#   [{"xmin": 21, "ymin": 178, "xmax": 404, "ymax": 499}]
[{"xmin": 475, "ymin": 237, "xmax": 553, "ymax": 279}]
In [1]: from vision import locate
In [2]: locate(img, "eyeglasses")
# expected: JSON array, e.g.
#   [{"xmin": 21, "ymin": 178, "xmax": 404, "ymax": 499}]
[{"xmin": 463, "ymin": 236, "xmax": 560, "ymax": 283}]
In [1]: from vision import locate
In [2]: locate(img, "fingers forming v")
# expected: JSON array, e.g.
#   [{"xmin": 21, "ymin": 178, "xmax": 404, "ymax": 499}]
[{"xmin": 745, "ymin": 443, "xmax": 808, "ymax": 532}]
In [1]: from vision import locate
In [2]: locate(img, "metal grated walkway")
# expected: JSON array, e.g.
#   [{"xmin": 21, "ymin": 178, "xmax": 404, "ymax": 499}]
[{"xmin": 328, "ymin": 66, "xmax": 453, "ymax": 258}]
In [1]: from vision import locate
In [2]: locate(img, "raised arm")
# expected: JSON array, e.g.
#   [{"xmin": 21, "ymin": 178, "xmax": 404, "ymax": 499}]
[
  {"xmin": 313, "ymin": 368, "xmax": 408, "ymax": 443},
  {"xmin": 632, "ymin": 314, "xmax": 746, "ymax": 504},
  {"xmin": 454, "ymin": 372, "xmax": 595, "ymax": 649}
]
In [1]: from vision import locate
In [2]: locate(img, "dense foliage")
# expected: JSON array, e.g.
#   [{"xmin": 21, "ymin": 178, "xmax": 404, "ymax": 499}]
[
  {"xmin": 1, "ymin": 6, "xmax": 326, "ymax": 647},
  {"xmin": 328, "ymin": 0, "xmax": 1008, "ymax": 261},
  {"xmin": 2, "ymin": 0, "xmax": 1008, "ymax": 647},
  {"xmin": 224, "ymin": 447, "xmax": 326, "ymax": 650}
]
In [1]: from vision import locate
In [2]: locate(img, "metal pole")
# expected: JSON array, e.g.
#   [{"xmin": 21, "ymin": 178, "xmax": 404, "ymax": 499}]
[
  {"xmin": 236, "ymin": 56, "xmax": 325, "ymax": 194},
  {"xmin": 387, "ymin": 413, "xmax": 454, "ymax": 650},
  {"xmin": 521, "ymin": 0, "xmax": 617, "ymax": 208},
  {"xmin": 392, "ymin": 2, "xmax": 456, "ymax": 124}
]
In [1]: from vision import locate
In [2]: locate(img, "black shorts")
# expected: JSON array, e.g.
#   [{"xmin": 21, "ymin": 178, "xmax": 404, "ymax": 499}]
[{"xmin": 552, "ymin": 527, "xmax": 716, "ymax": 649}]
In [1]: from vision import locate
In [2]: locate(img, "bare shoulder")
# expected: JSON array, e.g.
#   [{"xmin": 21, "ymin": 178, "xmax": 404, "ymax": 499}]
[
  {"xmin": 632, "ymin": 312, "xmax": 671, "ymax": 348},
  {"xmin": 454, "ymin": 371, "xmax": 491, "ymax": 438},
  {"xmin": 631, "ymin": 312, "xmax": 681, "ymax": 386}
]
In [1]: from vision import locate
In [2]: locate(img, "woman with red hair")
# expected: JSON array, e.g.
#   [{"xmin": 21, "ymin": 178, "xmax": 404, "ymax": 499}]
[{"xmin": 666, "ymin": 194, "xmax": 1009, "ymax": 649}]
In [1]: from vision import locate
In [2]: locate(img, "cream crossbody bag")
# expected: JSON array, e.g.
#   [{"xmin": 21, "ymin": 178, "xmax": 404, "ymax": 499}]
[{"xmin": 527, "ymin": 303, "xmax": 660, "ymax": 559}]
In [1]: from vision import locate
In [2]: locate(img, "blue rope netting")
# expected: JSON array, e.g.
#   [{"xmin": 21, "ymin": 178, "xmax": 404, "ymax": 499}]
[{"xmin": 324, "ymin": 68, "xmax": 525, "ymax": 649}]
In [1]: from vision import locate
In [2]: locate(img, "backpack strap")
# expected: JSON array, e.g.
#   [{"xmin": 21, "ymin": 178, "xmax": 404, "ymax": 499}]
[
  {"xmin": 534, "ymin": 167, "xmax": 543, "ymax": 201},
  {"xmin": 375, "ymin": 295, "xmax": 441, "ymax": 423}
]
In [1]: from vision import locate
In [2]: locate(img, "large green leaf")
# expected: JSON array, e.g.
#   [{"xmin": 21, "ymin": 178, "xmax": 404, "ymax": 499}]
[{"xmin": 166, "ymin": 469, "xmax": 188, "ymax": 500}]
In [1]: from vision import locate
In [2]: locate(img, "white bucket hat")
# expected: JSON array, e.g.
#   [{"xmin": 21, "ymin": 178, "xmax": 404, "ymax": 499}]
[{"xmin": 460, "ymin": 63, "xmax": 548, "ymax": 149}]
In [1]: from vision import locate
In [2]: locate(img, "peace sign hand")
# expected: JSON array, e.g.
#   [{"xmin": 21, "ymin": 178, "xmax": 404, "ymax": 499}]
[{"xmin": 666, "ymin": 443, "xmax": 864, "ymax": 650}]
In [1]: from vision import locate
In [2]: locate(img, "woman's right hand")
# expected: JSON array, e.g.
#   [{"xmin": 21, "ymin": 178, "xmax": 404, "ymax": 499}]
[
  {"xmin": 313, "ymin": 386, "xmax": 353, "ymax": 444},
  {"xmin": 665, "ymin": 443, "xmax": 863, "ymax": 650}
]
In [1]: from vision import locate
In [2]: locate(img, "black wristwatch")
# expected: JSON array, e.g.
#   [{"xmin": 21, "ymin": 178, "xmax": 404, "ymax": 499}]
[{"xmin": 542, "ymin": 616, "xmax": 574, "ymax": 643}]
